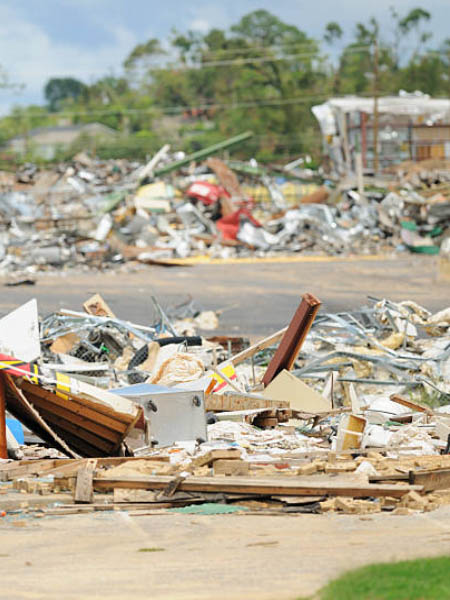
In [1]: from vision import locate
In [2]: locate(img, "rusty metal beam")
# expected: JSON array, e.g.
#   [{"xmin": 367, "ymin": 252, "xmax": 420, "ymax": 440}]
[{"xmin": 262, "ymin": 294, "xmax": 321, "ymax": 387}]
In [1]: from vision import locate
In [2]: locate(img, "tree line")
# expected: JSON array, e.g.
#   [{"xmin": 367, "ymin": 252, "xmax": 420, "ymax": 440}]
[{"xmin": 1, "ymin": 8, "xmax": 449, "ymax": 163}]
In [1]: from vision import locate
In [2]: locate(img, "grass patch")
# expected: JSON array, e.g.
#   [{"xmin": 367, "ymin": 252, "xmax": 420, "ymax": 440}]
[
  {"xmin": 315, "ymin": 556, "xmax": 450, "ymax": 600},
  {"xmin": 138, "ymin": 547, "xmax": 165, "ymax": 553}
]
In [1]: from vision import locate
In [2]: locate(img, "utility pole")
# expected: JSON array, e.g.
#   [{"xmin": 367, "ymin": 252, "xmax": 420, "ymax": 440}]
[{"xmin": 373, "ymin": 37, "xmax": 379, "ymax": 174}]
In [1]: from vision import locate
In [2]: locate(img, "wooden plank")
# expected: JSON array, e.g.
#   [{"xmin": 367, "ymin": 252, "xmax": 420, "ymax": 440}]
[
  {"xmin": 0, "ymin": 374, "xmax": 7, "ymax": 459},
  {"xmin": 0, "ymin": 459, "xmax": 73, "ymax": 481},
  {"xmin": 369, "ymin": 474, "xmax": 409, "ymax": 482},
  {"xmin": 34, "ymin": 406, "xmax": 115, "ymax": 454},
  {"xmin": 47, "ymin": 459, "xmax": 87, "ymax": 477},
  {"xmin": 93, "ymin": 474, "xmax": 422, "ymax": 499},
  {"xmin": 20, "ymin": 381, "xmax": 135, "ymax": 427},
  {"xmin": 409, "ymin": 468, "xmax": 450, "ymax": 492},
  {"xmin": 262, "ymin": 294, "xmax": 321, "ymax": 386},
  {"xmin": 26, "ymin": 392, "xmax": 123, "ymax": 444},
  {"xmin": 4, "ymin": 375, "xmax": 78, "ymax": 458},
  {"xmin": 112, "ymin": 489, "xmax": 203, "ymax": 504},
  {"xmin": 50, "ymin": 422, "xmax": 108, "ymax": 458},
  {"xmin": 191, "ymin": 449, "xmax": 242, "ymax": 467},
  {"xmin": 214, "ymin": 459, "xmax": 249, "ymax": 476},
  {"xmin": 229, "ymin": 328, "xmax": 287, "ymax": 367},
  {"xmin": 20, "ymin": 381, "xmax": 127, "ymax": 434},
  {"xmin": 390, "ymin": 394, "xmax": 433, "ymax": 416},
  {"xmin": 205, "ymin": 392, "xmax": 289, "ymax": 412},
  {"xmin": 74, "ymin": 459, "xmax": 98, "ymax": 503}
]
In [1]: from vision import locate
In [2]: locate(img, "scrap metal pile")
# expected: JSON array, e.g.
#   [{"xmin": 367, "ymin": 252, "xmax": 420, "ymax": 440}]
[
  {"xmin": 2, "ymin": 292, "xmax": 450, "ymax": 518},
  {"xmin": 0, "ymin": 137, "xmax": 449, "ymax": 278}
]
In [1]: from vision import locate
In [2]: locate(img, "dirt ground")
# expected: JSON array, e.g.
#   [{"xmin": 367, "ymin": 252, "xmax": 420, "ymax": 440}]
[
  {"xmin": 2, "ymin": 506, "xmax": 450, "ymax": 600},
  {"xmin": 2, "ymin": 255, "xmax": 450, "ymax": 599}
]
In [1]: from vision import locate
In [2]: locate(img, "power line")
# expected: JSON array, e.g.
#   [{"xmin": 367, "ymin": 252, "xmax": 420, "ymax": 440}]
[
  {"xmin": 0, "ymin": 93, "xmax": 361, "ymax": 120},
  {"xmin": 6, "ymin": 88, "xmax": 445, "ymax": 120},
  {"xmin": 128, "ymin": 45, "xmax": 373, "ymax": 72}
]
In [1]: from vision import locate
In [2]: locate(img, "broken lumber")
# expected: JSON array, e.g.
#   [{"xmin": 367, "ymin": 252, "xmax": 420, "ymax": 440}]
[
  {"xmin": 409, "ymin": 468, "xmax": 450, "ymax": 492},
  {"xmin": 262, "ymin": 294, "xmax": 321, "ymax": 386},
  {"xmin": 205, "ymin": 391, "xmax": 289, "ymax": 412},
  {"xmin": 390, "ymin": 394, "xmax": 433, "ymax": 416},
  {"xmin": 93, "ymin": 474, "xmax": 422, "ymax": 499},
  {"xmin": 74, "ymin": 459, "xmax": 97, "ymax": 503},
  {"xmin": 229, "ymin": 328, "xmax": 287, "ymax": 366}
]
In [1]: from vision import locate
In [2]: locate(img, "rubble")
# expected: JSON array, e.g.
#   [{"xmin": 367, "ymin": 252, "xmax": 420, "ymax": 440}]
[
  {"xmin": 0, "ymin": 136, "xmax": 449, "ymax": 278},
  {"xmin": 1, "ymin": 291, "xmax": 450, "ymax": 519}
]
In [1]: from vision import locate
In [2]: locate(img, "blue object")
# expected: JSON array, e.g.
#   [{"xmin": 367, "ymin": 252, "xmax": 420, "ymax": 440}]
[{"xmin": 6, "ymin": 419, "xmax": 24, "ymax": 445}]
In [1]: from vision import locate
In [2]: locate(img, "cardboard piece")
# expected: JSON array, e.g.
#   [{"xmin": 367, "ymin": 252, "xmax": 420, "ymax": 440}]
[
  {"xmin": 83, "ymin": 294, "xmax": 116, "ymax": 318},
  {"xmin": 263, "ymin": 370, "xmax": 331, "ymax": 413}
]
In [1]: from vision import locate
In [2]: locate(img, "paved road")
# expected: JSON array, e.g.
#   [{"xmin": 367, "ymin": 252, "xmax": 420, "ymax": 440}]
[
  {"xmin": 3, "ymin": 506, "xmax": 450, "ymax": 600},
  {"xmin": 1, "ymin": 255, "xmax": 449, "ymax": 337}
]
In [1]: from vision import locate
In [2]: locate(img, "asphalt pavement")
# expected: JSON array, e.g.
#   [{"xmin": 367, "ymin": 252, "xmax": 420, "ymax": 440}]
[{"xmin": 1, "ymin": 255, "xmax": 449, "ymax": 337}]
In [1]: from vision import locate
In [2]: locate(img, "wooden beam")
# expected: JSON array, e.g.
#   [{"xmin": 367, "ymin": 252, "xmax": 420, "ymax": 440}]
[
  {"xmin": 390, "ymin": 394, "xmax": 433, "ymax": 416},
  {"xmin": 0, "ymin": 459, "xmax": 73, "ymax": 481},
  {"xmin": 20, "ymin": 381, "xmax": 127, "ymax": 433},
  {"xmin": 34, "ymin": 405, "xmax": 115, "ymax": 454},
  {"xmin": 4, "ymin": 374, "xmax": 78, "ymax": 458},
  {"xmin": 93, "ymin": 474, "xmax": 422, "ymax": 499},
  {"xmin": 75, "ymin": 459, "xmax": 98, "ymax": 503},
  {"xmin": 229, "ymin": 328, "xmax": 287, "ymax": 367},
  {"xmin": 409, "ymin": 468, "xmax": 450, "ymax": 492},
  {"xmin": 262, "ymin": 294, "xmax": 321, "ymax": 387},
  {"xmin": 26, "ymin": 393, "xmax": 123, "ymax": 444},
  {"xmin": 20, "ymin": 380, "xmax": 136, "ymax": 427},
  {"xmin": 205, "ymin": 392, "xmax": 289, "ymax": 412}
]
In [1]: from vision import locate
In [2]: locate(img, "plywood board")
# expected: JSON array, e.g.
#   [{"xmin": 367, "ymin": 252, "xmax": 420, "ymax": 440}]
[{"xmin": 263, "ymin": 370, "xmax": 331, "ymax": 413}]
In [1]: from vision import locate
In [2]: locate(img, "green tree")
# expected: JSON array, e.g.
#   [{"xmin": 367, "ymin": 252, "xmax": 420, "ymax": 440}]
[{"xmin": 44, "ymin": 77, "xmax": 87, "ymax": 111}]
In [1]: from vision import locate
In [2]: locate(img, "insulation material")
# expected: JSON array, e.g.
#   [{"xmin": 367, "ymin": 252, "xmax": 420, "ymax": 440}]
[{"xmin": 149, "ymin": 353, "xmax": 205, "ymax": 386}]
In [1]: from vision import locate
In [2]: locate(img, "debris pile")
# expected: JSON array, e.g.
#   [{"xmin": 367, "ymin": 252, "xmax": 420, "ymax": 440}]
[
  {"xmin": 0, "ymin": 139, "xmax": 449, "ymax": 277},
  {"xmin": 2, "ymin": 292, "xmax": 450, "ymax": 519}
]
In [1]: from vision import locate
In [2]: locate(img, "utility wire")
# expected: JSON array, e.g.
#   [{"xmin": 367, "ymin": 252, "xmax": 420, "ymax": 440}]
[{"xmin": 5, "ymin": 89, "xmax": 445, "ymax": 120}]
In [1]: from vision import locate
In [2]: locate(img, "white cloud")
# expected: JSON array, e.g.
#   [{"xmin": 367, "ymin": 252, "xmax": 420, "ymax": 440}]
[
  {"xmin": 0, "ymin": 4, "xmax": 139, "ymax": 113},
  {"xmin": 189, "ymin": 19, "xmax": 211, "ymax": 33}
]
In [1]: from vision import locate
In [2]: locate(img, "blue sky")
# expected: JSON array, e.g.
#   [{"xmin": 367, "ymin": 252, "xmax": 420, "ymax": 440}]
[{"xmin": 0, "ymin": 0, "xmax": 448, "ymax": 114}]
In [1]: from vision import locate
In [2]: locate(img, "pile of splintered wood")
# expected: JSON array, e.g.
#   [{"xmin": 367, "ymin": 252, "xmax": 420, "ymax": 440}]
[{"xmin": 2, "ymin": 449, "xmax": 450, "ymax": 517}]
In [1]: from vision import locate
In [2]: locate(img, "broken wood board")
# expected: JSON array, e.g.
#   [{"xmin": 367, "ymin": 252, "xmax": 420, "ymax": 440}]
[
  {"xmin": 229, "ymin": 328, "xmax": 287, "ymax": 367},
  {"xmin": 113, "ymin": 489, "xmax": 205, "ymax": 504},
  {"xmin": 83, "ymin": 294, "xmax": 116, "ymax": 318},
  {"xmin": 18, "ymin": 380, "xmax": 143, "ymax": 457},
  {"xmin": 191, "ymin": 449, "xmax": 242, "ymax": 468},
  {"xmin": 206, "ymin": 391, "xmax": 289, "ymax": 412},
  {"xmin": 263, "ymin": 370, "xmax": 331, "ymax": 413},
  {"xmin": 93, "ymin": 474, "xmax": 422, "ymax": 499},
  {"xmin": 0, "ymin": 458, "xmax": 76, "ymax": 481},
  {"xmin": 262, "ymin": 294, "xmax": 321, "ymax": 386},
  {"xmin": 4, "ymin": 374, "xmax": 78, "ymax": 458},
  {"xmin": 74, "ymin": 459, "xmax": 98, "ymax": 503},
  {"xmin": 214, "ymin": 459, "xmax": 249, "ymax": 476},
  {"xmin": 390, "ymin": 394, "xmax": 433, "ymax": 416},
  {"xmin": 409, "ymin": 468, "xmax": 450, "ymax": 492},
  {"xmin": 0, "ymin": 456, "xmax": 171, "ymax": 482}
]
